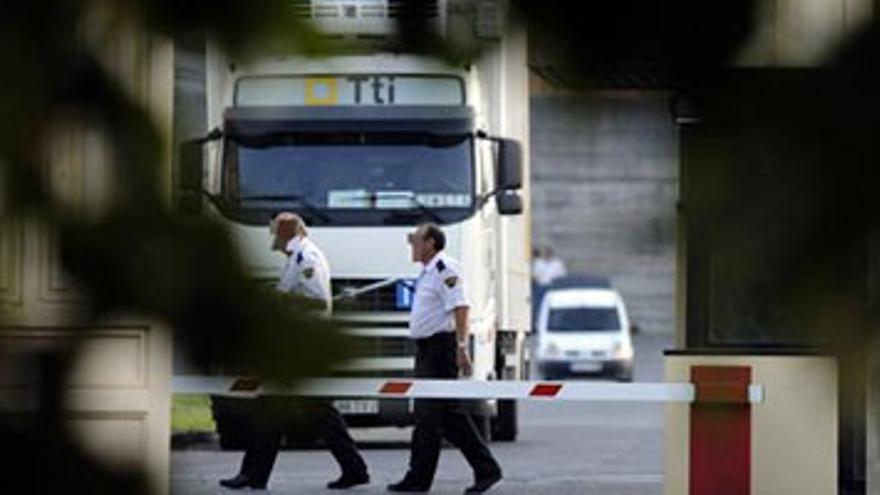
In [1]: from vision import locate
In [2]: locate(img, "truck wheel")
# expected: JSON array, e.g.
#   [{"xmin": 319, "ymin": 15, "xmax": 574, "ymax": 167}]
[
  {"xmin": 211, "ymin": 395, "xmax": 254, "ymax": 450},
  {"xmin": 284, "ymin": 427, "xmax": 320, "ymax": 449},
  {"xmin": 491, "ymin": 399, "xmax": 518, "ymax": 442},
  {"xmin": 472, "ymin": 414, "xmax": 492, "ymax": 443},
  {"xmin": 215, "ymin": 415, "xmax": 250, "ymax": 450}
]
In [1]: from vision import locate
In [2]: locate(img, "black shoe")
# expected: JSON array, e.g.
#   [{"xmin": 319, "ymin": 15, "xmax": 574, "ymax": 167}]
[
  {"xmin": 464, "ymin": 470, "xmax": 502, "ymax": 493},
  {"xmin": 219, "ymin": 474, "xmax": 266, "ymax": 490},
  {"xmin": 386, "ymin": 478, "xmax": 430, "ymax": 492},
  {"xmin": 327, "ymin": 472, "xmax": 370, "ymax": 489}
]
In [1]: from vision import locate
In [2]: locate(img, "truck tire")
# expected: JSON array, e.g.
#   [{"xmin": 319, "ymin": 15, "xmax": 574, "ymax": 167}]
[
  {"xmin": 215, "ymin": 414, "xmax": 250, "ymax": 450},
  {"xmin": 211, "ymin": 395, "xmax": 254, "ymax": 451},
  {"xmin": 473, "ymin": 414, "xmax": 492, "ymax": 443},
  {"xmin": 491, "ymin": 399, "xmax": 518, "ymax": 442},
  {"xmin": 284, "ymin": 426, "xmax": 320, "ymax": 449}
]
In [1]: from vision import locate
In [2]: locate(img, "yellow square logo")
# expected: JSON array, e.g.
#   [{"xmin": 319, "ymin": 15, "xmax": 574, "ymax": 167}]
[{"xmin": 305, "ymin": 77, "xmax": 338, "ymax": 105}]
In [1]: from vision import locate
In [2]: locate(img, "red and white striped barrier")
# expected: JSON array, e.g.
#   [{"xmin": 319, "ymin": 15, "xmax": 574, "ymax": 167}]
[
  {"xmin": 171, "ymin": 375, "xmax": 764, "ymax": 404},
  {"xmin": 174, "ymin": 366, "xmax": 803, "ymax": 495}
]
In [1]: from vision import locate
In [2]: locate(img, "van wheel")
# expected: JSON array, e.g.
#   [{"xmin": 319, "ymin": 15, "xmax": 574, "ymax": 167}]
[{"xmin": 616, "ymin": 365, "xmax": 634, "ymax": 382}]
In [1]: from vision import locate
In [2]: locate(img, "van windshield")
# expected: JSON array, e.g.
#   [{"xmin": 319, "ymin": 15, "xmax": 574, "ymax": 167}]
[{"xmin": 547, "ymin": 307, "xmax": 620, "ymax": 332}]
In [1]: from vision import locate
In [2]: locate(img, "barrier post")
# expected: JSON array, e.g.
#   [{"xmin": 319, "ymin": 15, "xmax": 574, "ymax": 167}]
[
  {"xmin": 665, "ymin": 353, "xmax": 838, "ymax": 495},
  {"xmin": 689, "ymin": 366, "xmax": 751, "ymax": 495}
]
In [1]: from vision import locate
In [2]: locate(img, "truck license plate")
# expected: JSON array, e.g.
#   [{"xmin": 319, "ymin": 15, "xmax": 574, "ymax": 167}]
[{"xmin": 333, "ymin": 400, "xmax": 379, "ymax": 415}]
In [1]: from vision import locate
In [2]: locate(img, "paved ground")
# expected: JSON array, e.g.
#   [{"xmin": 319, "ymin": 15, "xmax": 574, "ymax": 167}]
[{"xmin": 171, "ymin": 333, "xmax": 673, "ymax": 494}]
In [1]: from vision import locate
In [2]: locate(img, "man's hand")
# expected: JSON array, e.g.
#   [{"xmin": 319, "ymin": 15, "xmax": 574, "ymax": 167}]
[
  {"xmin": 456, "ymin": 346, "xmax": 472, "ymax": 377},
  {"xmin": 452, "ymin": 306, "xmax": 471, "ymax": 376}
]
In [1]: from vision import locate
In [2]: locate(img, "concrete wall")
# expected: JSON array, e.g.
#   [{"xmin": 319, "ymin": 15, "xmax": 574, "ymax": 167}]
[{"xmin": 530, "ymin": 91, "xmax": 678, "ymax": 334}]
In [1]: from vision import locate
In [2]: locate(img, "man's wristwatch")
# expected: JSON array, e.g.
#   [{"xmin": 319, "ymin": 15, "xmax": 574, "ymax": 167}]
[{"xmin": 457, "ymin": 338, "xmax": 468, "ymax": 349}]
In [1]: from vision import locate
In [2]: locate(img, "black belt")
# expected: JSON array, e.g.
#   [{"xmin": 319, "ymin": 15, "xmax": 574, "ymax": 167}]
[{"xmin": 415, "ymin": 331, "xmax": 454, "ymax": 346}]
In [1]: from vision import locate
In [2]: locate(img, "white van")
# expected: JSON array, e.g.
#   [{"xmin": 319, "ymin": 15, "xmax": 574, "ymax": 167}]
[{"xmin": 535, "ymin": 277, "xmax": 634, "ymax": 381}]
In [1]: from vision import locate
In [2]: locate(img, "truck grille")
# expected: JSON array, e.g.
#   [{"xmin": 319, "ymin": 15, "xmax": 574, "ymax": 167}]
[
  {"xmin": 292, "ymin": 0, "xmax": 441, "ymax": 20},
  {"xmin": 349, "ymin": 334, "xmax": 415, "ymax": 357},
  {"xmin": 332, "ymin": 368, "xmax": 413, "ymax": 378},
  {"xmin": 332, "ymin": 279, "xmax": 414, "ymax": 373},
  {"xmin": 333, "ymin": 278, "xmax": 410, "ymax": 313},
  {"xmin": 388, "ymin": 0, "xmax": 440, "ymax": 18}
]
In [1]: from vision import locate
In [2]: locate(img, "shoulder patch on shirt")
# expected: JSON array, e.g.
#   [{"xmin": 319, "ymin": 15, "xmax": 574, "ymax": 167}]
[
  {"xmin": 444, "ymin": 276, "xmax": 458, "ymax": 288},
  {"xmin": 302, "ymin": 267, "xmax": 315, "ymax": 279},
  {"xmin": 436, "ymin": 259, "xmax": 446, "ymax": 272},
  {"xmin": 295, "ymin": 252, "xmax": 304, "ymax": 265}
]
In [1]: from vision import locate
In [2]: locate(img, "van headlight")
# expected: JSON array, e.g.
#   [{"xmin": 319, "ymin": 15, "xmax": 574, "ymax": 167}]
[
  {"xmin": 543, "ymin": 342, "xmax": 560, "ymax": 358},
  {"xmin": 612, "ymin": 341, "xmax": 632, "ymax": 359}
]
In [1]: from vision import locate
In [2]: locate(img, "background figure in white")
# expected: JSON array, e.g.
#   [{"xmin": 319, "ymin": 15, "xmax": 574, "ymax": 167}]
[
  {"xmin": 532, "ymin": 246, "xmax": 567, "ymax": 286},
  {"xmin": 531, "ymin": 246, "xmax": 567, "ymax": 328}
]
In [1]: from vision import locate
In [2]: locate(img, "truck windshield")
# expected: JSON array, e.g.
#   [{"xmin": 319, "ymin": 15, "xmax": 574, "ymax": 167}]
[
  {"xmin": 221, "ymin": 133, "xmax": 475, "ymax": 226},
  {"xmin": 547, "ymin": 307, "xmax": 621, "ymax": 332}
]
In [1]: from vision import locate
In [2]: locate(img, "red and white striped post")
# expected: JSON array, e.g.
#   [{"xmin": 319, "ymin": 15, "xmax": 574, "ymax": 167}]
[
  {"xmin": 664, "ymin": 354, "xmax": 837, "ymax": 495},
  {"xmin": 688, "ymin": 366, "xmax": 752, "ymax": 495}
]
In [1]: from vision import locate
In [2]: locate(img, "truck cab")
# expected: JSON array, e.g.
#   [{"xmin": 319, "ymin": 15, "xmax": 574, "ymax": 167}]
[
  {"xmin": 178, "ymin": 0, "xmax": 531, "ymax": 446},
  {"xmin": 180, "ymin": 51, "xmax": 527, "ymax": 445}
]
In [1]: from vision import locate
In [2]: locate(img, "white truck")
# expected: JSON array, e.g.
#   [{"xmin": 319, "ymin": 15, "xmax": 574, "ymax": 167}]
[{"xmin": 179, "ymin": 0, "xmax": 531, "ymax": 447}]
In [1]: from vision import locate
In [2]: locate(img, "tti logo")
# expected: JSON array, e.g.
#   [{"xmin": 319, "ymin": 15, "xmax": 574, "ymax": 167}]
[
  {"xmin": 305, "ymin": 77, "xmax": 339, "ymax": 105},
  {"xmin": 346, "ymin": 75, "xmax": 396, "ymax": 104}
]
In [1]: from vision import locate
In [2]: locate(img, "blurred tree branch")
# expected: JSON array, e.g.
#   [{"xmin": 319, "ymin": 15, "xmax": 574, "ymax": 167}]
[{"xmin": 1, "ymin": 2, "xmax": 345, "ymax": 493}]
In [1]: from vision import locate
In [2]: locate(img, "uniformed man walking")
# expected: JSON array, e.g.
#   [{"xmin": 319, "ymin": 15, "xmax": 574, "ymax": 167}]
[
  {"xmin": 220, "ymin": 212, "xmax": 369, "ymax": 490},
  {"xmin": 388, "ymin": 223, "xmax": 502, "ymax": 494}
]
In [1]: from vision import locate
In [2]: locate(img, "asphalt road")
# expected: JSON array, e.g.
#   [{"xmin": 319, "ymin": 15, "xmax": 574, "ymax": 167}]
[{"xmin": 171, "ymin": 333, "xmax": 674, "ymax": 494}]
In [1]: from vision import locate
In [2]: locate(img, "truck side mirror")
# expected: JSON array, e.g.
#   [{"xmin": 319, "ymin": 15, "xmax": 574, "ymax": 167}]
[
  {"xmin": 177, "ymin": 139, "xmax": 204, "ymax": 214},
  {"xmin": 496, "ymin": 190, "xmax": 523, "ymax": 215},
  {"xmin": 496, "ymin": 138, "xmax": 522, "ymax": 190}
]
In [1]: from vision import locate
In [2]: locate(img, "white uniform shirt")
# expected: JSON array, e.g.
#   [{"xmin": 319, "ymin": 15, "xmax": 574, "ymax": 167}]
[
  {"xmin": 276, "ymin": 236, "xmax": 333, "ymax": 312},
  {"xmin": 409, "ymin": 252, "xmax": 469, "ymax": 339},
  {"xmin": 532, "ymin": 256, "xmax": 567, "ymax": 286}
]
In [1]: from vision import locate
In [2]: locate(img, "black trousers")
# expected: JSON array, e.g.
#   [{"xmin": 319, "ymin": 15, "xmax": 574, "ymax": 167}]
[
  {"xmin": 403, "ymin": 332, "xmax": 501, "ymax": 487},
  {"xmin": 238, "ymin": 397, "xmax": 367, "ymax": 485}
]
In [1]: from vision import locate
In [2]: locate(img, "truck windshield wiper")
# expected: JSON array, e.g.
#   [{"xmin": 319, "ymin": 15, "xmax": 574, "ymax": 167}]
[
  {"xmin": 238, "ymin": 194, "xmax": 331, "ymax": 223},
  {"xmin": 384, "ymin": 209, "xmax": 443, "ymax": 225},
  {"xmin": 392, "ymin": 193, "xmax": 443, "ymax": 223}
]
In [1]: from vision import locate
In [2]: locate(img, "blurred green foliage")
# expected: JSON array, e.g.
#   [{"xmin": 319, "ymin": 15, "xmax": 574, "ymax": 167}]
[{"xmin": 172, "ymin": 395, "xmax": 215, "ymax": 434}]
